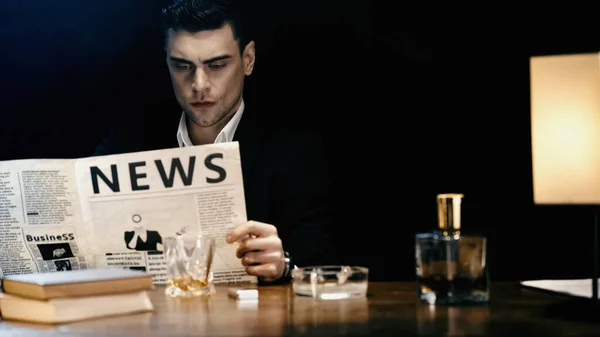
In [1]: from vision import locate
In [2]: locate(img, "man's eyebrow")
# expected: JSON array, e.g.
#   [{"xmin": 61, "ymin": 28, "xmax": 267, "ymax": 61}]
[
  {"xmin": 168, "ymin": 56, "xmax": 194, "ymax": 64},
  {"xmin": 202, "ymin": 54, "xmax": 232, "ymax": 64},
  {"xmin": 168, "ymin": 54, "xmax": 232, "ymax": 65}
]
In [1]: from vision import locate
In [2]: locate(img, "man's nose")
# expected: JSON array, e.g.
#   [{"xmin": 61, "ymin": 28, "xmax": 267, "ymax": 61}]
[{"xmin": 191, "ymin": 69, "xmax": 210, "ymax": 92}]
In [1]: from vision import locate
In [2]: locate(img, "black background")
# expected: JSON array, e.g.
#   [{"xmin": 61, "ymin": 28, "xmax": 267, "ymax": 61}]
[{"xmin": 2, "ymin": 1, "xmax": 600, "ymax": 281}]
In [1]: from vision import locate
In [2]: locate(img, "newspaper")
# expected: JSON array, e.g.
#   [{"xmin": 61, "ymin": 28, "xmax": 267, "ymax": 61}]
[
  {"xmin": 521, "ymin": 279, "xmax": 600, "ymax": 298},
  {"xmin": 0, "ymin": 141, "xmax": 256, "ymax": 285}
]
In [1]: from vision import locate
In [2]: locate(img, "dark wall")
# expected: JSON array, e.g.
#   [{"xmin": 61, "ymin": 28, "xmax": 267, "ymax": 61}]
[
  {"xmin": 341, "ymin": 10, "xmax": 600, "ymax": 281},
  {"xmin": 2, "ymin": 2, "xmax": 600, "ymax": 282},
  {"xmin": 0, "ymin": 1, "xmax": 164, "ymax": 159}
]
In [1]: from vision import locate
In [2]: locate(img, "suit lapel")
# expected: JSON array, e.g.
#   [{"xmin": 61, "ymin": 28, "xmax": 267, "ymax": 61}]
[{"xmin": 232, "ymin": 104, "xmax": 264, "ymax": 178}]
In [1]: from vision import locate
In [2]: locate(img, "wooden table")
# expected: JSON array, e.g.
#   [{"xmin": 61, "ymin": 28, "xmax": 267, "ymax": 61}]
[{"xmin": 1, "ymin": 282, "xmax": 600, "ymax": 336}]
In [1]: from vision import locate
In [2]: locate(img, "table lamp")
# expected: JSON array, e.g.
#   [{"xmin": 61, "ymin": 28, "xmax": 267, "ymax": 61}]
[{"xmin": 530, "ymin": 52, "xmax": 600, "ymax": 304}]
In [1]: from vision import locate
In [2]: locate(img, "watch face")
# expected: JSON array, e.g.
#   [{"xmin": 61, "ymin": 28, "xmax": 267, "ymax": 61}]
[{"xmin": 282, "ymin": 252, "xmax": 293, "ymax": 281}]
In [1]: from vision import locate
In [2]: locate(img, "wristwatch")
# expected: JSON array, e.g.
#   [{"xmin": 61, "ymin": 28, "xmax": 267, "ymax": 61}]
[
  {"xmin": 259, "ymin": 251, "xmax": 296, "ymax": 285},
  {"xmin": 281, "ymin": 251, "xmax": 296, "ymax": 283}
]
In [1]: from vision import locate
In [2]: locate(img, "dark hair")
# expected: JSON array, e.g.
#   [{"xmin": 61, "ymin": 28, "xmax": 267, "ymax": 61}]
[{"xmin": 161, "ymin": 0, "xmax": 249, "ymax": 53}]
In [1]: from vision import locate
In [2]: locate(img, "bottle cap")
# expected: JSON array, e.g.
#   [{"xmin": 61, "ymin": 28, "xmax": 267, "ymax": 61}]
[{"xmin": 437, "ymin": 193, "xmax": 463, "ymax": 235}]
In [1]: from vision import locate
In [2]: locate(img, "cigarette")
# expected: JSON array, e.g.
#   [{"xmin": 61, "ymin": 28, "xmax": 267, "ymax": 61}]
[{"xmin": 228, "ymin": 288, "xmax": 258, "ymax": 301}]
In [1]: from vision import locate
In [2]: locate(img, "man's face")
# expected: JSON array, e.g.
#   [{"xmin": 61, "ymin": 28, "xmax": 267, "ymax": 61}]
[{"xmin": 165, "ymin": 23, "xmax": 255, "ymax": 128}]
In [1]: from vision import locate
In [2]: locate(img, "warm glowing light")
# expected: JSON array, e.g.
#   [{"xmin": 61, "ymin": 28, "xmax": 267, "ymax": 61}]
[{"xmin": 531, "ymin": 53, "xmax": 600, "ymax": 204}]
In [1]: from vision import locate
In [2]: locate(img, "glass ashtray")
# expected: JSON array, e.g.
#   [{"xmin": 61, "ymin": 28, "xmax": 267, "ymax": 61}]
[{"xmin": 292, "ymin": 266, "xmax": 368, "ymax": 300}]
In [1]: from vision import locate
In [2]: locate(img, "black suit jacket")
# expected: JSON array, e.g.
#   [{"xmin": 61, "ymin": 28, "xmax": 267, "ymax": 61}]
[
  {"xmin": 94, "ymin": 103, "xmax": 337, "ymax": 268},
  {"xmin": 124, "ymin": 230, "xmax": 162, "ymax": 251}
]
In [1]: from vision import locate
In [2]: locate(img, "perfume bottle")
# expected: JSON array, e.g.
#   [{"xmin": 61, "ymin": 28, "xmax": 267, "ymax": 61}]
[{"xmin": 415, "ymin": 193, "xmax": 489, "ymax": 305}]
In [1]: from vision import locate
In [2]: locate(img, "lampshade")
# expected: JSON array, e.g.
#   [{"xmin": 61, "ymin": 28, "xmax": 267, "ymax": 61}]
[{"xmin": 530, "ymin": 52, "xmax": 600, "ymax": 204}]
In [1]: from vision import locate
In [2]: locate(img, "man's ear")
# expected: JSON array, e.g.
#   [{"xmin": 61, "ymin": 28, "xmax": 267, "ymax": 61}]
[{"xmin": 243, "ymin": 41, "xmax": 256, "ymax": 75}]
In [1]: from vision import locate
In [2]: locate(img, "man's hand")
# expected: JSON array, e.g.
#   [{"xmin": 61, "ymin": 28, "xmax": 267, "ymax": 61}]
[{"xmin": 226, "ymin": 220, "xmax": 285, "ymax": 282}]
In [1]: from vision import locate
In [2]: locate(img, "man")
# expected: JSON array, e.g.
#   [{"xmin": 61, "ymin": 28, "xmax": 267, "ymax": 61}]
[{"xmin": 94, "ymin": 0, "xmax": 336, "ymax": 284}]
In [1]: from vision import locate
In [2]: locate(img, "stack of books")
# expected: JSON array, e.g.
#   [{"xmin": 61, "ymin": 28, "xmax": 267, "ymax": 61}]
[{"xmin": 0, "ymin": 268, "xmax": 154, "ymax": 324}]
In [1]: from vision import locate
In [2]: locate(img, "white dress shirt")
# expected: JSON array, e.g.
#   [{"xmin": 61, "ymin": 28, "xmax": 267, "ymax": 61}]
[{"xmin": 176, "ymin": 99, "xmax": 245, "ymax": 147}]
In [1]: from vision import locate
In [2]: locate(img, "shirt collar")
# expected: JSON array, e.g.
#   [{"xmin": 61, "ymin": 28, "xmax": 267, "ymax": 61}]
[{"xmin": 176, "ymin": 99, "xmax": 245, "ymax": 147}]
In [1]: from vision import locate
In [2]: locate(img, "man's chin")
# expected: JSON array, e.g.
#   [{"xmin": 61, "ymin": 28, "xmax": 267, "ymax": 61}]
[{"xmin": 186, "ymin": 115, "xmax": 219, "ymax": 128}]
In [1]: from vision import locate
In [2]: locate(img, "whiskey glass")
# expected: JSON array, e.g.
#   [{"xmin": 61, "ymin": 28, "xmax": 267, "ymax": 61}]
[{"xmin": 164, "ymin": 234, "xmax": 216, "ymax": 298}]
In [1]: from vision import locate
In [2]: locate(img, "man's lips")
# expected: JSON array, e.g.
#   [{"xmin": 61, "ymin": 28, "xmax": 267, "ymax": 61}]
[{"xmin": 191, "ymin": 101, "xmax": 215, "ymax": 107}]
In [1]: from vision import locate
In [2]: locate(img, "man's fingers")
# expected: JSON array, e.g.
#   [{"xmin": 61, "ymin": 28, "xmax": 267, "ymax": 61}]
[
  {"xmin": 241, "ymin": 250, "xmax": 283, "ymax": 266},
  {"xmin": 227, "ymin": 221, "xmax": 277, "ymax": 243},
  {"xmin": 226, "ymin": 221, "xmax": 284, "ymax": 282},
  {"xmin": 235, "ymin": 236, "xmax": 282, "ymax": 258},
  {"xmin": 245, "ymin": 263, "xmax": 280, "ymax": 280}
]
